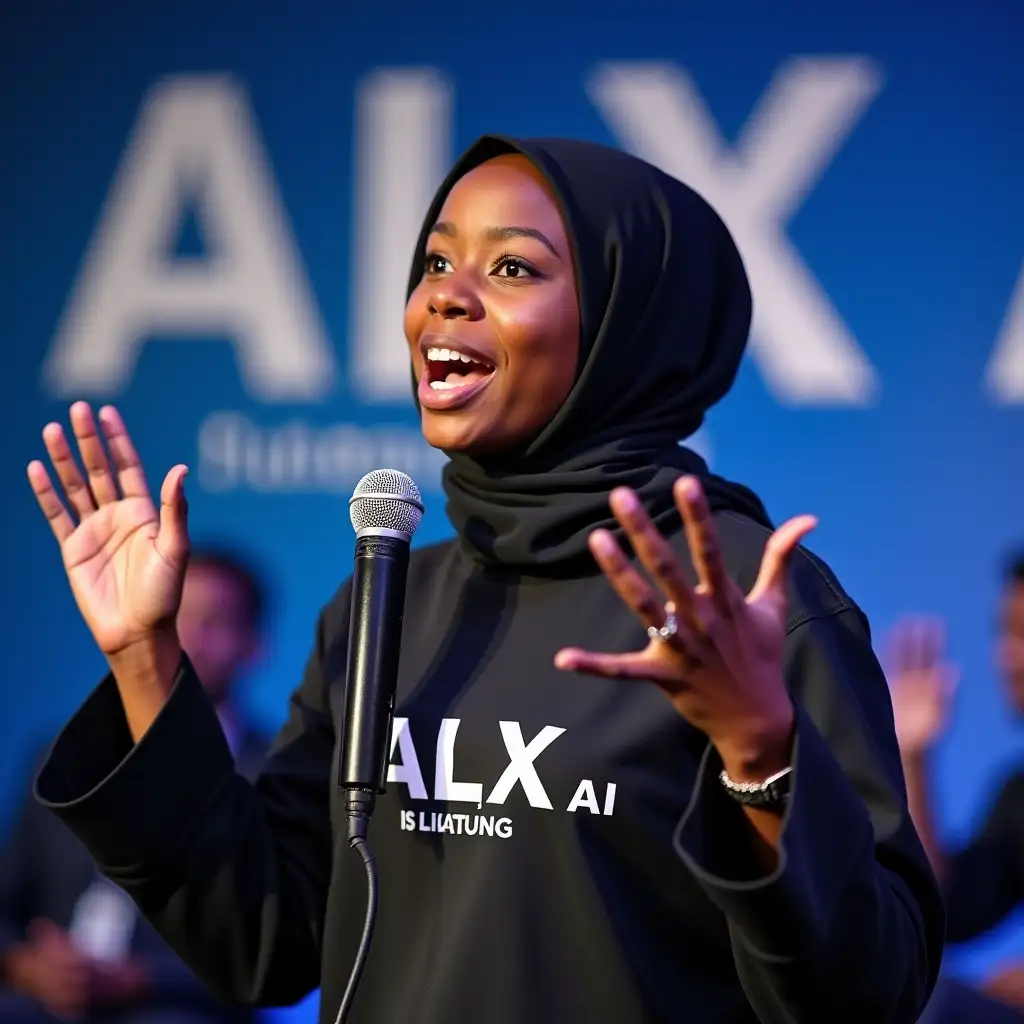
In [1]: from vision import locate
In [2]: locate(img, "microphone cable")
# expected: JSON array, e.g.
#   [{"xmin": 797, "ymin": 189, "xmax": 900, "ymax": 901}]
[{"xmin": 336, "ymin": 790, "xmax": 378, "ymax": 1024}]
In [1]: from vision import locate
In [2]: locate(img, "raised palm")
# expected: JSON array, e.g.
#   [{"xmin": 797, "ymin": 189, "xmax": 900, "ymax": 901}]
[
  {"xmin": 27, "ymin": 403, "xmax": 190, "ymax": 656},
  {"xmin": 885, "ymin": 618, "xmax": 959, "ymax": 756}
]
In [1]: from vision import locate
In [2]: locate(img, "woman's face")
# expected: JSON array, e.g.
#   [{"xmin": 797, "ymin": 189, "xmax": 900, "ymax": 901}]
[{"xmin": 404, "ymin": 154, "xmax": 580, "ymax": 456}]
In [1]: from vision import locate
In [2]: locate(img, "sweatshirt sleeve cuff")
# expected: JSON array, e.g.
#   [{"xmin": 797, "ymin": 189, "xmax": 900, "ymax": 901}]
[
  {"xmin": 673, "ymin": 704, "xmax": 876, "ymax": 960},
  {"xmin": 34, "ymin": 656, "xmax": 235, "ymax": 874}
]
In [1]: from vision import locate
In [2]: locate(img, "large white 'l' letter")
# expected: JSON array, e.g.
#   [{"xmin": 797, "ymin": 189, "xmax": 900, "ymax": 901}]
[
  {"xmin": 589, "ymin": 59, "xmax": 882, "ymax": 405},
  {"xmin": 986, "ymin": 262, "xmax": 1024, "ymax": 403},
  {"xmin": 43, "ymin": 75, "xmax": 334, "ymax": 400},
  {"xmin": 350, "ymin": 68, "xmax": 452, "ymax": 401},
  {"xmin": 434, "ymin": 719, "xmax": 483, "ymax": 805}
]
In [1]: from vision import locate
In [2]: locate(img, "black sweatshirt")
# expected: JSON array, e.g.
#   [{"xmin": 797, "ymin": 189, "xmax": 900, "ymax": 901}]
[
  {"xmin": 35, "ymin": 512, "xmax": 944, "ymax": 1024},
  {"xmin": 944, "ymin": 771, "xmax": 1024, "ymax": 943}
]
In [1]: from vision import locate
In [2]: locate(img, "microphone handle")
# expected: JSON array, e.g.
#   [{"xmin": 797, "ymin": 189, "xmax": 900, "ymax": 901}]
[{"xmin": 339, "ymin": 532, "xmax": 410, "ymax": 797}]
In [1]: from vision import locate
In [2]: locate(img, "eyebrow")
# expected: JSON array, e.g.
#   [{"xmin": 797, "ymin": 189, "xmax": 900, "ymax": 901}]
[{"xmin": 429, "ymin": 221, "xmax": 562, "ymax": 259}]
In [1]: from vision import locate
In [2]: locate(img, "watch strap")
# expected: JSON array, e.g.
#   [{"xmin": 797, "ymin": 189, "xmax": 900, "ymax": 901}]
[{"xmin": 718, "ymin": 765, "xmax": 792, "ymax": 808}]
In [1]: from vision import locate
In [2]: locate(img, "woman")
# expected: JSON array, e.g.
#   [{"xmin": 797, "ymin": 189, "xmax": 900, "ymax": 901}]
[{"xmin": 27, "ymin": 137, "xmax": 943, "ymax": 1023}]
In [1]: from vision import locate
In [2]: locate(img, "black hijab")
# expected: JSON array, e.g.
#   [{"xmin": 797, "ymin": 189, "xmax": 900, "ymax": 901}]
[{"xmin": 406, "ymin": 135, "xmax": 772, "ymax": 577}]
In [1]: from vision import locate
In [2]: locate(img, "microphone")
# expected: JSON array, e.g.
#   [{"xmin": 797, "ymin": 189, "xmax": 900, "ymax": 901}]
[
  {"xmin": 335, "ymin": 469, "xmax": 423, "ymax": 1024},
  {"xmin": 339, "ymin": 468, "xmax": 424, "ymax": 842}
]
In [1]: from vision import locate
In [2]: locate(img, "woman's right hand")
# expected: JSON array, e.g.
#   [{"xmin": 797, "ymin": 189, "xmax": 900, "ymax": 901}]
[{"xmin": 27, "ymin": 402, "xmax": 190, "ymax": 661}]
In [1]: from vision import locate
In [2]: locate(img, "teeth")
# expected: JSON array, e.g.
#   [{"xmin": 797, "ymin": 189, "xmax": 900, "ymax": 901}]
[
  {"xmin": 426, "ymin": 346, "xmax": 481, "ymax": 365},
  {"xmin": 429, "ymin": 380, "xmax": 457, "ymax": 390}
]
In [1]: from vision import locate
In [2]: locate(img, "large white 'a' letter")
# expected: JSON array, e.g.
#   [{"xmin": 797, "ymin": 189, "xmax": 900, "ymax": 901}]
[
  {"xmin": 387, "ymin": 717, "xmax": 428, "ymax": 799},
  {"xmin": 350, "ymin": 69, "xmax": 452, "ymax": 401},
  {"xmin": 985, "ymin": 261, "xmax": 1024, "ymax": 403},
  {"xmin": 589, "ymin": 59, "xmax": 882, "ymax": 405},
  {"xmin": 43, "ymin": 75, "xmax": 334, "ymax": 400}
]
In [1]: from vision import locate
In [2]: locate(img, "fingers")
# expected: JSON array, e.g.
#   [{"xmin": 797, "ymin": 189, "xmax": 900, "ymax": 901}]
[
  {"xmin": 608, "ymin": 488, "xmax": 696, "ymax": 616},
  {"xmin": 886, "ymin": 617, "xmax": 955, "ymax": 695},
  {"xmin": 98, "ymin": 406, "xmax": 150, "ymax": 499},
  {"xmin": 554, "ymin": 647, "xmax": 679, "ymax": 683},
  {"xmin": 942, "ymin": 662, "xmax": 961, "ymax": 697},
  {"xmin": 890, "ymin": 618, "xmax": 919, "ymax": 673},
  {"xmin": 902, "ymin": 617, "xmax": 944, "ymax": 672},
  {"xmin": 155, "ymin": 465, "xmax": 190, "ymax": 566},
  {"xmin": 69, "ymin": 402, "xmax": 119, "ymax": 505},
  {"xmin": 673, "ymin": 476, "xmax": 730, "ymax": 614},
  {"xmin": 27, "ymin": 461, "xmax": 76, "ymax": 544},
  {"xmin": 748, "ymin": 514, "xmax": 818, "ymax": 604},
  {"xmin": 30, "ymin": 404, "xmax": 142, "ymax": 540},
  {"xmin": 588, "ymin": 527, "xmax": 670, "ymax": 635},
  {"xmin": 41, "ymin": 420, "xmax": 96, "ymax": 521}
]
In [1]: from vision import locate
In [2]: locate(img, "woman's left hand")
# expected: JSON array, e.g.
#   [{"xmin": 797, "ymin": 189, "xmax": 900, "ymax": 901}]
[{"xmin": 555, "ymin": 476, "xmax": 817, "ymax": 777}]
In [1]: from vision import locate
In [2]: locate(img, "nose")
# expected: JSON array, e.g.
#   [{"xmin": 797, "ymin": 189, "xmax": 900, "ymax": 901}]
[{"xmin": 427, "ymin": 276, "xmax": 484, "ymax": 321}]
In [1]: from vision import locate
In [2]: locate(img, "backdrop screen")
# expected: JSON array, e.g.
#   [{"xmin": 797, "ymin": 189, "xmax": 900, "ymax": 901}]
[{"xmin": 0, "ymin": 1, "xmax": 1021, "ymax": 995}]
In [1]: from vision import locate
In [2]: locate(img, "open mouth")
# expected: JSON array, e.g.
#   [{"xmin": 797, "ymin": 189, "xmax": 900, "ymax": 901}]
[{"xmin": 424, "ymin": 346, "xmax": 496, "ymax": 391}]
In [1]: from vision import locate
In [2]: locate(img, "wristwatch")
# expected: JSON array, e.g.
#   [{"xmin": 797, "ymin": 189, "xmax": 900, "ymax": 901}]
[{"xmin": 718, "ymin": 765, "xmax": 792, "ymax": 808}]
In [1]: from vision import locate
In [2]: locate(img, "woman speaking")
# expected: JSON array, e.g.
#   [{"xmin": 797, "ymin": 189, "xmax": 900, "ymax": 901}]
[{"xmin": 27, "ymin": 137, "xmax": 943, "ymax": 1023}]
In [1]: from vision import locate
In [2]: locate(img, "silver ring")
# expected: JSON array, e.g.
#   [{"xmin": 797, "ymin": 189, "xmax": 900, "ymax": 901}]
[{"xmin": 647, "ymin": 612, "xmax": 678, "ymax": 643}]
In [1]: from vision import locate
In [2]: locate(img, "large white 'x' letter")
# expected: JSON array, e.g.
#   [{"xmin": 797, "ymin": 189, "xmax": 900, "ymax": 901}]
[
  {"xmin": 590, "ymin": 58, "xmax": 883, "ymax": 405},
  {"xmin": 486, "ymin": 722, "xmax": 565, "ymax": 810}
]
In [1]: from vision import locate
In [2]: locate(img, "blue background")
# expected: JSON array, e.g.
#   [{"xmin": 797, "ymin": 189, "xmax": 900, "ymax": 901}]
[{"xmin": 0, "ymin": 2, "xmax": 1021, "ymax": 1015}]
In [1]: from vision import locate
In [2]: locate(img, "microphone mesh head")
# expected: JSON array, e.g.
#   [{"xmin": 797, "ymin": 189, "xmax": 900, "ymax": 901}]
[{"xmin": 349, "ymin": 469, "xmax": 424, "ymax": 537}]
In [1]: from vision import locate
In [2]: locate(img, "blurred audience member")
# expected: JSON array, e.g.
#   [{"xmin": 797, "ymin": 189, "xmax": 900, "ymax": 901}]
[
  {"xmin": 0, "ymin": 547, "xmax": 273, "ymax": 1023},
  {"xmin": 889, "ymin": 554, "xmax": 1024, "ymax": 1022}
]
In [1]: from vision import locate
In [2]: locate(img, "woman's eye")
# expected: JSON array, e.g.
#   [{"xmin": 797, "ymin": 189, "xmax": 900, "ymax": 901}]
[
  {"xmin": 493, "ymin": 258, "xmax": 535, "ymax": 280},
  {"xmin": 424, "ymin": 254, "xmax": 451, "ymax": 275}
]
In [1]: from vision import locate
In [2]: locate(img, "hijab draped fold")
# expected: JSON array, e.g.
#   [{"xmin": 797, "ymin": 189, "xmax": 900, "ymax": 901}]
[{"xmin": 406, "ymin": 135, "xmax": 772, "ymax": 576}]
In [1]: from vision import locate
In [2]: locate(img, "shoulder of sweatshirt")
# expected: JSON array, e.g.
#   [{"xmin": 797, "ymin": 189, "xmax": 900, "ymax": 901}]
[
  {"xmin": 702, "ymin": 509, "xmax": 860, "ymax": 634},
  {"xmin": 317, "ymin": 524, "xmax": 855, "ymax": 641},
  {"xmin": 316, "ymin": 537, "xmax": 460, "ymax": 635}
]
